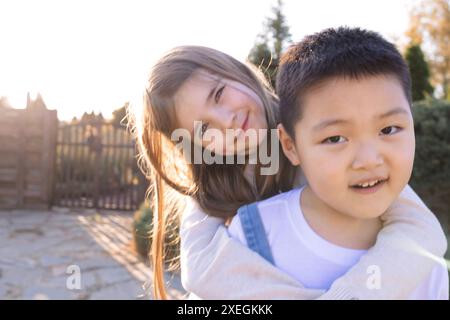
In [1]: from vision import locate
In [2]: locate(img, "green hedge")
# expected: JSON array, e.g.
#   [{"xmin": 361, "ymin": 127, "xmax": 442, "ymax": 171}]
[
  {"xmin": 132, "ymin": 201, "xmax": 153, "ymax": 259},
  {"xmin": 410, "ymin": 99, "xmax": 450, "ymax": 232},
  {"xmin": 132, "ymin": 201, "xmax": 180, "ymax": 268}
]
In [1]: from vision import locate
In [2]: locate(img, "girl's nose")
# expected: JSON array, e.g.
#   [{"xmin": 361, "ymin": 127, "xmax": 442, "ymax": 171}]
[
  {"xmin": 351, "ymin": 142, "xmax": 384, "ymax": 170},
  {"xmin": 213, "ymin": 108, "xmax": 237, "ymax": 130}
]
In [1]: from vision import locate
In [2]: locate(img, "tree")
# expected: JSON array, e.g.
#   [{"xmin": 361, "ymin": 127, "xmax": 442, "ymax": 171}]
[
  {"xmin": 248, "ymin": 0, "xmax": 291, "ymax": 87},
  {"xmin": 111, "ymin": 102, "xmax": 128, "ymax": 128},
  {"xmin": 405, "ymin": 44, "xmax": 434, "ymax": 101},
  {"xmin": 406, "ymin": 0, "xmax": 450, "ymax": 99}
]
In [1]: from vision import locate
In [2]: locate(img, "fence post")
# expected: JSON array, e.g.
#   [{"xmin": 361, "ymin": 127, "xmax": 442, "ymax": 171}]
[
  {"xmin": 44, "ymin": 109, "xmax": 58, "ymax": 209},
  {"xmin": 92, "ymin": 119, "xmax": 103, "ymax": 210},
  {"xmin": 16, "ymin": 113, "xmax": 25, "ymax": 208}
]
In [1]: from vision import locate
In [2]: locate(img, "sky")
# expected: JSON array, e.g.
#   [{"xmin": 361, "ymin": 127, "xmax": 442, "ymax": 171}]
[{"xmin": 0, "ymin": 0, "xmax": 417, "ymax": 120}]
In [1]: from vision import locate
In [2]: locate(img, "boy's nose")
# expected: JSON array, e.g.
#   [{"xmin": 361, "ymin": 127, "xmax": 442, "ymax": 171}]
[{"xmin": 351, "ymin": 143, "xmax": 384, "ymax": 170}]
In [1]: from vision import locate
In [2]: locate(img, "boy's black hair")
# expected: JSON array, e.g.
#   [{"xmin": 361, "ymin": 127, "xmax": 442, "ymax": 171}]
[{"xmin": 276, "ymin": 26, "xmax": 412, "ymax": 138}]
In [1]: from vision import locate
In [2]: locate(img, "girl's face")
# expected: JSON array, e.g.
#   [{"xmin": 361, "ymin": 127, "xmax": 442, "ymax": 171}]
[{"xmin": 174, "ymin": 69, "xmax": 268, "ymax": 155}]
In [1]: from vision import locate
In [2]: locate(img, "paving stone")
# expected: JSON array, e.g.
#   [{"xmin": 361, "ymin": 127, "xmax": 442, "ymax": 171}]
[
  {"xmin": 1, "ymin": 266, "xmax": 44, "ymax": 289},
  {"xmin": 89, "ymin": 279, "xmax": 145, "ymax": 300},
  {"xmin": 1, "ymin": 283, "xmax": 23, "ymax": 299},
  {"xmin": 22, "ymin": 286, "xmax": 73, "ymax": 300},
  {"xmin": 95, "ymin": 266, "xmax": 135, "ymax": 287},
  {"xmin": 40, "ymin": 255, "xmax": 73, "ymax": 268},
  {"xmin": 0, "ymin": 208, "xmax": 185, "ymax": 300}
]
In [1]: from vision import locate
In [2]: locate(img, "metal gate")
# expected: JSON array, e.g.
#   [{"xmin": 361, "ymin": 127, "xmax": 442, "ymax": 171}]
[{"xmin": 53, "ymin": 118, "xmax": 147, "ymax": 211}]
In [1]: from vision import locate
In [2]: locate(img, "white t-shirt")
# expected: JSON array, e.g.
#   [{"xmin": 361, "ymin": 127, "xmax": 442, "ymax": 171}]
[{"xmin": 228, "ymin": 186, "xmax": 449, "ymax": 300}]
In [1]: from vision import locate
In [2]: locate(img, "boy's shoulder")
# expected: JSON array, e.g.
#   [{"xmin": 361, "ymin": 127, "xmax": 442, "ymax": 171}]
[
  {"xmin": 257, "ymin": 187, "xmax": 300, "ymax": 208},
  {"xmin": 256, "ymin": 187, "xmax": 301, "ymax": 217},
  {"xmin": 228, "ymin": 187, "xmax": 302, "ymax": 244}
]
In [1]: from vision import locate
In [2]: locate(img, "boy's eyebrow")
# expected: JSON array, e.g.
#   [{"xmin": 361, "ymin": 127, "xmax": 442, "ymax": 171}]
[
  {"xmin": 312, "ymin": 119, "xmax": 350, "ymax": 132},
  {"xmin": 378, "ymin": 107, "xmax": 409, "ymax": 119},
  {"xmin": 312, "ymin": 107, "xmax": 409, "ymax": 132}
]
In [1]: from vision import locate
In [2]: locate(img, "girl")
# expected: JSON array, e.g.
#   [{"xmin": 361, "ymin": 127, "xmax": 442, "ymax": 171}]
[{"xmin": 127, "ymin": 46, "xmax": 447, "ymax": 300}]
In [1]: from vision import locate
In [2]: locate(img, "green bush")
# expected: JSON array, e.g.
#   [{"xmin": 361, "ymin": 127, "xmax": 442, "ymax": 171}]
[
  {"xmin": 411, "ymin": 99, "xmax": 450, "ymax": 190},
  {"xmin": 410, "ymin": 99, "xmax": 450, "ymax": 232},
  {"xmin": 132, "ymin": 201, "xmax": 153, "ymax": 259},
  {"xmin": 132, "ymin": 201, "xmax": 180, "ymax": 269}
]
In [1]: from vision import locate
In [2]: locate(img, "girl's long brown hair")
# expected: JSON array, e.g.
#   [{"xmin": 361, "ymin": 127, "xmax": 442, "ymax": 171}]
[{"xmin": 127, "ymin": 46, "xmax": 296, "ymax": 299}]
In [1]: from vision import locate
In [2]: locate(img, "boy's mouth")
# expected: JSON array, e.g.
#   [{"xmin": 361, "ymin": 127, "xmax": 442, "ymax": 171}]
[{"xmin": 349, "ymin": 177, "xmax": 389, "ymax": 194}]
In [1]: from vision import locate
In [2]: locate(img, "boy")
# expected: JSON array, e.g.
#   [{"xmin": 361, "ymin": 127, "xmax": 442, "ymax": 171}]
[{"xmin": 228, "ymin": 27, "xmax": 448, "ymax": 299}]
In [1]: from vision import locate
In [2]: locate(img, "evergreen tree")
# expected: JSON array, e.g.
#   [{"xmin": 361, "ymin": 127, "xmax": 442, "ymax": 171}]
[
  {"xmin": 406, "ymin": 0, "xmax": 450, "ymax": 99},
  {"xmin": 405, "ymin": 44, "xmax": 434, "ymax": 100},
  {"xmin": 248, "ymin": 0, "xmax": 291, "ymax": 87}
]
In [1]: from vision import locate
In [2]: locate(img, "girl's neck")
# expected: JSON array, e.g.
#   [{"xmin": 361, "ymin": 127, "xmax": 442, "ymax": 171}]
[{"xmin": 300, "ymin": 185, "xmax": 382, "ymax": 250}]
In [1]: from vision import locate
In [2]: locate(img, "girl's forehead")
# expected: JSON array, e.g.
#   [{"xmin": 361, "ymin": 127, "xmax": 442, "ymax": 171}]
[
  {"xmin": 175, "ymin": 70, "xmax": 215, "ymax": 104},
  {"xmin": 191, "ymin": 69, "xmax": 253, "ymax": 95},
  {"xmin": 191, "ymin": 69, "xmax": 220, "ymax": 84}
]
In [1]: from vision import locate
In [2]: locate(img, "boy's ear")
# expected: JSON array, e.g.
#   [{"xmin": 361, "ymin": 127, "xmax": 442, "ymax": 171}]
[{"xmin": 277, "ymin": 123, "xmax": 301, "ymax": 166}]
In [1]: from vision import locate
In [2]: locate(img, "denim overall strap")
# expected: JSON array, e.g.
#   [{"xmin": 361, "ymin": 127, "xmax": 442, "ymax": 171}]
[{"xmin": 237, "ymin": 202, "xmax": 275, "ymax": 265}]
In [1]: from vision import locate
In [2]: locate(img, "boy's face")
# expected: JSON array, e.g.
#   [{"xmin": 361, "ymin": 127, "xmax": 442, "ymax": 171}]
[{"xmin": 279, "ymin": 75, "xmax": 415, "ymax": 219}]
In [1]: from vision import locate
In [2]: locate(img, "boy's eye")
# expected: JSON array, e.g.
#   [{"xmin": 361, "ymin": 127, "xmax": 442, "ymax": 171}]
[
  {"xmin": 322, "ymin": 135, "xmax": 347, "ymax": 144},
  {"xmin": 380, "ymin": 126, "xmax": 402, "ymax": 135},
  {"xmin": 215, "ymin": 85, "xmax": 225, "ymax": 103}
]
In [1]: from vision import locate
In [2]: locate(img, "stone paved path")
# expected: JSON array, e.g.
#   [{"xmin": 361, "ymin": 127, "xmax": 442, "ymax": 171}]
[{"xmin": 0, "ymin": 207, "xmax": 186, "ymax": 300}]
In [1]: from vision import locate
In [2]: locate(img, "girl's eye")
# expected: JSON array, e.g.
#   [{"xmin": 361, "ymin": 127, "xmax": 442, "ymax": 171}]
[
  {"xmin": 215, "ymin": 85, "xmax": 225, "ymax": 103},
  {"xmin": 380, "ymin": 126, "xmax": 402, "ymax": 135},
  {"xmin": 322, "ymin": 135, "xmax": 347, "ymax": 144},
  {"xmin": 200, "ymin": 123, "xmax": 209, "ymax": 137}
]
